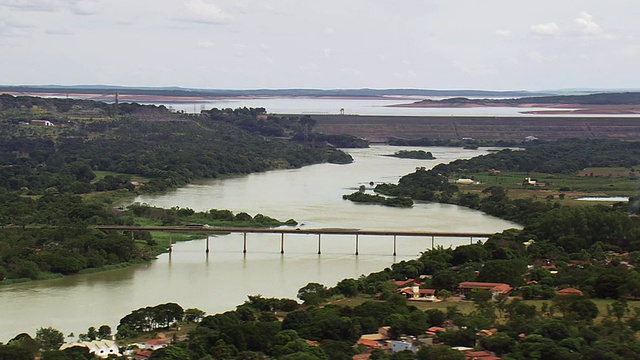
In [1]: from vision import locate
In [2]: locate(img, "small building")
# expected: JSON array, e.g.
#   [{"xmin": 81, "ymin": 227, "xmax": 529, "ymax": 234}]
[
  {"xmin": 458, "ymin": 282, "xmax": 512, "ymax": 299},
  {"xmin": 394, "ymin": 279, "xmax": 424, "ymax": 287},
  {"xmin": 525, "ymin": 136, "xmax": 538, "ymax": 141},
  {"xmin": 30, "ymin": 119, "xmax": 54, "ymax": 127},
  {"xmin": 397, "ymin": 286, "xmax": 437, "ymax": 301},
  {"xmin": 391, "ymin": 340, "xmax": 418, "ymax": 353},
  {"xmin": 455, "ymin": 178, "xmax": 475, "ymax": 185},
  {"xmin": 426, "ymin": 326, "xmax": 446, "ymax": 337},
  {"xmin": 59, "ymin": 340, "xmax": 120, "ymax": 358},
  {"xmin": 138, "ymin": 339, "xmax": 170, "ymax": 351}
]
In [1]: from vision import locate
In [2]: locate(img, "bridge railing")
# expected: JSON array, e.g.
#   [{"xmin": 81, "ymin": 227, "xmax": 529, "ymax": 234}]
[{"xmin": 95, "ymin": 225, "xmax": 496, "ymax": 256}]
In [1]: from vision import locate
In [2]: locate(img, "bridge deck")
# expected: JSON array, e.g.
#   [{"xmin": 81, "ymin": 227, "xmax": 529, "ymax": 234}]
[{"xmin": 94, "ymin": 225, "xmax": 496, "ymax": 238}]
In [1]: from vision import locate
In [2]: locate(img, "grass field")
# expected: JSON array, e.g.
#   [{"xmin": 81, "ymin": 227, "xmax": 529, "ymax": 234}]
[
  {"xmin": 458, "ymin": 168, "xmax": 639, "ymax": 205},
  {"xmin": 330, "ymin": 296, "xmax": 640, "ymax": 323}
]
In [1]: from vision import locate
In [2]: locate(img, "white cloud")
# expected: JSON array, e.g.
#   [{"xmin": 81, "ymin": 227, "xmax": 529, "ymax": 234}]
[
  {"xmin": 495, "ymin": 29, "xmax": 512, "ymax": 37},
  {"xmin": 530, "ymin": 22, "xmax": 560, "ymax": 36},
  {"xmin": 0, "ymin": 0, "xmax": 97, "ymax": 15},
  {"xmin": 322, "ymin": 48, "xmax": 331, "ymax": 58},
  {"xmin": 0, "ymin": 17, "xmax": 35, "ymax": 38},
  {"xmin": 69, "ymin": 1, "xmax": 97, "ymax": 16},
  {"xmin": 573, "ymin": 11, "xmax": 601, "ymax": 35},
  {"xmin": 233, "ymin": 43, "xmax": 248, "ymax": 57},
  {"xmin": 198, "ymin": 41, "xmax": 215, "ymax": 48},
  {"xmin": 178, "ymin": 0, "xmax": 232, "ymax": 24},
  {"xmin": 0, "ymin": 0, "xmax": 60, "ymax": 12},
  {"xmin": 530, "ymin": 12, "xmax": 612, "ymax": 40}
]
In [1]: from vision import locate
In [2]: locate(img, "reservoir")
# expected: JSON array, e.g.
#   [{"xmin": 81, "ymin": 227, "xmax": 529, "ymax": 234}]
[{"xmin": 0, "ymin": 145, "xmax": 520, "ymax": 342}]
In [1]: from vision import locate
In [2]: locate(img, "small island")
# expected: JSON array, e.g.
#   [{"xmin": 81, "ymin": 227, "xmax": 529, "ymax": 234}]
[
  {"xmin": 342, "ymin": 191, "xmax": 413, "ymax": 208},
  {"xmin": 387, "ymin": 150, "xmax": 435, "ymax": 160}
]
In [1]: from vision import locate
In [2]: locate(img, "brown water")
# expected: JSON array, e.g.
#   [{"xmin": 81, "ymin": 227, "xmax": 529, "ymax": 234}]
[{"xmin": 0, "ymin": 146, "xmax": 520, "ymax": 342}]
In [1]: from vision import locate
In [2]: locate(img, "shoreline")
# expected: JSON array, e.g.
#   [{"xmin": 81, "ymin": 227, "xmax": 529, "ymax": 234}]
[{"xmin": 391, "ymin": 102, "xmax": 640, "ymax": 115}]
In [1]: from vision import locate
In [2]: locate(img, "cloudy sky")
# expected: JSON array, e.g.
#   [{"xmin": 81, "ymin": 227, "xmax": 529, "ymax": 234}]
[{"xmin": 1, "ymin": 0, "xmax": 638, "ymax": 90}]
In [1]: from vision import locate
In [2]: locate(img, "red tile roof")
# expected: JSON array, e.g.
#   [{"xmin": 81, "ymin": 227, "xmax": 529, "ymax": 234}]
[
  {"xmin": 398, "ymin": 287, "xmax": 436, "ymax": 296},
  {"xmin": 357, "ymin": 339, "xmax": 382, "ymax": 349},
  {"xmin": 556, "ymin": 288, "xmax": 584, "ymax": 296},
  {"xmin": 459, "ymin": 282, "xmax": 512, "ymax": 294},
  {"xmin": 394, "ymin": 279, "xmax": 424, "ymax": 287}
]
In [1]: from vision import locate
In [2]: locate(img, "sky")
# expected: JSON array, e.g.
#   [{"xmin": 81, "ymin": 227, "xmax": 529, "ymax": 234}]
[{"xmin": 0, "ymin": 0, "xmax": 639, "ymax": 91}]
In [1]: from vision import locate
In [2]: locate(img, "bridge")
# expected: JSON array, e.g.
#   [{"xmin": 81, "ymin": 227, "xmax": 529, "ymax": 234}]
[{"xmin": 95, "ymin": 225, "xmax": 496, "ymax": 256}]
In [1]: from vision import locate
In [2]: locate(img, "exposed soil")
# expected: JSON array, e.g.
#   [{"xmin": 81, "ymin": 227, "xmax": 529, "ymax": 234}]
[
  {"xmin": 392, "ymin": 101, "xmax": 640, "ymax": 115},
  {"xmin": 310, "ymin": 114, "xmax": 640, "ymax": 143}
]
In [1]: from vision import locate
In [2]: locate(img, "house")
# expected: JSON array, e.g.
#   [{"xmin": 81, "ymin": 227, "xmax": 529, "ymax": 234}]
[
  {"xmin": 391, "ymin": 340, "xmax": 418, "ymax": 353},
  {"xmin": 458, "ymin": 282, "xmax": 512, "ymax": 299},
  {"xmin": 30, "ymin": 119, "xmax": 54, "ymax": 127},
  {"xmin": 522, "ymin": 177, "xmax": 537, "ymax": 186},
  {"xmin": 556, "ymin": 288, "xmax": 584, "ymax": 296},
  {"xmin": 525, "ymin": 136, "xmax": 538, "ymax": 141},
  {"xmin": 132, "ymin": 349, "xmax": 153, "ymax": 360},
  {"xmin": 476, "ymin": 328, "xmax": 498, "ymax": 338},
  {"xmin": 138, "ymin": 339, "xmax": 170, "ymax": 351},
  {"xmin": 464, "ymin": 350, "xmax": 501, "ymax": 360},
  {"xmin": 394, "ymin": 279, "xmax": 424, "ymax": 287},
  {"xmin": 397, "ymin": 286, "xmax": 437, "ymax": 301},
  {"xmin": 426, "ymin": 326, "xmax": 446, "ymax": 337},
  {"xmin": 59, "ymin": 340, "xmax": 121, "ymax": 358},
  {"xmin": 357, "ymin": 327, "xmax": 391, "ymax": 351},
  {"xmin": 455, "ymin": 178, "xmax": 475, "ymax": 185}
]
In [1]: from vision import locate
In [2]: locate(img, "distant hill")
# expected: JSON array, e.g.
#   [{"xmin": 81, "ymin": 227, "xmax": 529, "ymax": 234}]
[
  {"xmin": 410, "ymin": 92, "xmax": 640, "ymax": 106},
  {"xmin": 0, "ymin": 85, "xmax": 547, "ymax": 99}
]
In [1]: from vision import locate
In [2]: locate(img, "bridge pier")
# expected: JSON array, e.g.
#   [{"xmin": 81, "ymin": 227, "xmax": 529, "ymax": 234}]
[
  {"xmin": 317, "ymin": 234, "xmax": 321, "ymax": 255},
  {"xmin": 355, "ymin": 234, "xmax": 359, "ymax": 255},
  {"xmin": 206, "ymin": 235, "xmax": 210, "ymax": 253},
  {"xmin": 393, "ymin": 235, "xmax": 397, "ymax": 256},
  {"xmin": 280, "ymin": 233, "xmax": 285, "ymax": 254},
  {"xmin": 169, "ymin": 232, "xmax": 172, "ymax": 253},
  {"xmin": 243, "ymin": 233, "xmax": 247, "ymax": 253},
  {"xmin": 432, "ymin": 235, "xmax": 435, "ymax": 249}
]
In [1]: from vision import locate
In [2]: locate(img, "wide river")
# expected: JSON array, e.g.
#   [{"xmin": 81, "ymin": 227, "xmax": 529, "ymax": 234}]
[{"xmin": 0, "ymin": 145, "xmax": 520, "ymax": 342}]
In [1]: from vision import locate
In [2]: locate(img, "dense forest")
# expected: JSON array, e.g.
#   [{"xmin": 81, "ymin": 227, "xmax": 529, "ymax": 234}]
[
  {"xmin": 0, "ymin": 95, "xmax": 354, "ymax": 282},
  {"xmin": 432, "ymin": 138, "xmax": 640, "ymax": 174}
]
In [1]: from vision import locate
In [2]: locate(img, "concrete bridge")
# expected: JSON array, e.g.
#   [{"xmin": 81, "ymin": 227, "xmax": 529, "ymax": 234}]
[{"xmin": 94, "ymin": 225, "xmax": 496, "ymax": 256}]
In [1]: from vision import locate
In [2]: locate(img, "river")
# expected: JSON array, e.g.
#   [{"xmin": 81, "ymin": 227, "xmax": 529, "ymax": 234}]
[{"xmin": 0, "ymin": 145, "xmax": 520, "ymax": 342}]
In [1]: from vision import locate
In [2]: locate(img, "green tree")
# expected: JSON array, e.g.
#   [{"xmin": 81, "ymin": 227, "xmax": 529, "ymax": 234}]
[
  {"xmin": 148, "ymin": 346, "xmax": 191, "ymax": 359},
  {"xmin": 97, "ymin": 325, "xmax": 112, "ymax": 339},
  {"xmin": 297, "ymin": 283, "xmax": 328, "ymax": 305},
  {"xmin": 184, "ymin": 308, "xmax": 206, "ymax": 323},
  {"xmin": 36, "ymin": 327, "xmax": 65, "ymax": 351}
]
